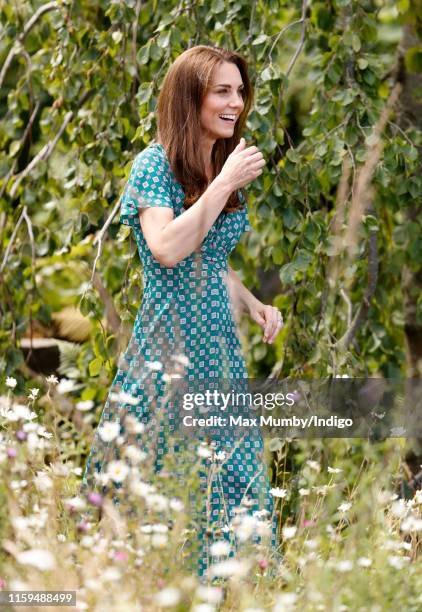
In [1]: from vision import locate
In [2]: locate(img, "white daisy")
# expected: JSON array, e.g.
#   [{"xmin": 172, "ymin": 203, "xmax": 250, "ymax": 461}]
[
  {"xmin": 16, "ymin": 549, "xmax": 56, "ymax": 571},
  {"xmin": 106, "ymin": 460, "xmax": 129, "ymax": 483},
  {"xmin": 98, "ymin": 421, "xmax": 120, "ymax": 442}
]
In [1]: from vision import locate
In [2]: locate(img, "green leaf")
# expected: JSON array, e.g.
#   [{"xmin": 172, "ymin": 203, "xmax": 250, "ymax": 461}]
[
  {"xmin": 252, "ymin": 34, "xmax": 268, "ymax": 45},
  {"xmin": 137, "ymin": 41, "xmax": 151, "ymax": 65},
  {"xmin": 89, "ymin": 357, "xmax": 103, "ymax": 377},
  {"xmin": 405, "ymin": 47, "xmax": 422, "ymax": 73}
]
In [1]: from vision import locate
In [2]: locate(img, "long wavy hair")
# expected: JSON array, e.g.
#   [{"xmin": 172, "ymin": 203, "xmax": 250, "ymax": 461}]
[{"xmin": 156, "ymin": 46, "xmax": 253, "ymax": 213}]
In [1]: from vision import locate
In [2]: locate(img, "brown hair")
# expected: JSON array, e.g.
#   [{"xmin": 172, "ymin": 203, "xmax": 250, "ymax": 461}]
[{"xmin": 156, "ymin": 45, "xmax": 253, "ymax": 213}]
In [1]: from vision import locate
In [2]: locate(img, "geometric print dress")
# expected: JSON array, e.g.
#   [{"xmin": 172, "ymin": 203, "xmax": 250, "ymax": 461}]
[{"xmin": 81, "ymin": 142, "xmax": 279, "ymax": 577}]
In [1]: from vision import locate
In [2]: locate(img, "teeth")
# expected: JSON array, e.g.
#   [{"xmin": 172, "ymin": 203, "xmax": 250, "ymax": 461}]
[{"xmin": 219, "ymin": 114, "xmax": 235, "ymax": 120}]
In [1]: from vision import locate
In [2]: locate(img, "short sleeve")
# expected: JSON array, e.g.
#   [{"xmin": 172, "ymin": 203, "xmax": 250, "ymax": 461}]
[
  {"xmin": 120, "ymin": 145, "xmax": 173, "ymax": 229},
  {"xmin": 238, "ymin": 189, "xmax": 251, "ymax": 232}
]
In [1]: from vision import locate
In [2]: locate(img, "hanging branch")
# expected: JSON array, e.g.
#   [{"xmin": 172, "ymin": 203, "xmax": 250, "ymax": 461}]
[
  {"xmin": 273, "ymin": 0, "xmax": 308, "ymax": 140},
  {"xmin": 88, "ymin": 196, "xmax": 123, "ymax": 289},
  {"xmin": 0, "ymin": 101, "xmax": 41, "ymax": 201},
  {"xmin": 0, "ymin": 208, "xmax": 26, "ymax": 274},
  {"xmin": 343, "ymin": 83, "xmax": 402, "ymax": 255},
  {"xmin": 336, "ymin": 230, "xmax": 379, "ymax": 350},
  {"xmin": 0, "ymin": 2, "xmax": 60, "ymax": 90},
  {"xmin": 9, "ymin": 90, "xmax": 92, "ymax": 199}
]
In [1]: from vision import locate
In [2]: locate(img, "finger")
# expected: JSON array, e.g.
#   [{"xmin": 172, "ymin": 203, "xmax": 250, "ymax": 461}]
[
  {"xmin": 268, "ymin": 312, "xmax": 283, "ymax": 343},
  {"xmin": 247, "ymin": 152, "xmax": 265, "ymax": 164},
  {"xmin": 250, "ymin": 158, "xmax": 266, "ymax": 170},
  {"xmin": 268, "ymin": 320, "xmax": 283, "ymax": 344},
  {"xmin": 263, "ymin": 312, "xmax": 273, "ymax": 341},
  {"xmin": 265, "ymin": 308, "xmax": 278, "ymax": 342}
]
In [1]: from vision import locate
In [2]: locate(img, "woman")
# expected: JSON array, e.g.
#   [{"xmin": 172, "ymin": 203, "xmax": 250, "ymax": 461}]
[{"xmin": 82, "ymin": 45, "xmax": 283, "ymax": 578}]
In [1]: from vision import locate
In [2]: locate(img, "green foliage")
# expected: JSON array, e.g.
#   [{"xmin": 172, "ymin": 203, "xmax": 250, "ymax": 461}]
[{"xmin": 0, "ymin": 0, "xmax": 422, "ymax": 396}]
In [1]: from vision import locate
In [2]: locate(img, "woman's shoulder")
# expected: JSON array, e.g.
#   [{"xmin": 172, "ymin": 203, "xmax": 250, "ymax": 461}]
[
  {"xmin": 133, "ymin": 142, "xmax": 166, "ymax": 167},
  {"xmin": 129, "ymin": 142, "xmax": 175, "ymax": 187}
]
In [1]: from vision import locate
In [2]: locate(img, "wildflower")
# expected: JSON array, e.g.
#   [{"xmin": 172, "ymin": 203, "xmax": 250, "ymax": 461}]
[
  {"xmin": 313, "ymin": 485, "xmax": 329, "ymax": 495},
  {"xmin": 124, "ymin": 415, "xmax": 145, "ymax": 434},
  {"xmin": 131, "ymin": 480, "xmax": 156, "ymax": 497},
  {"xmin": 45, "ymin": 375, "xmax": 58, "ymax": 385},
  {"xmin": 80, "ymin": 535, "xmax": 94, "ymax": 548},
  {"xmin": 109, "ymin": 391, "xmax": 139, "ymax": 406},
  {"xmin": 37, "ymin": 425, "xmax": 53, "ymax": 439},
  {"xmin": 357, "ymin": 557, "xmax": 372, "ymax": 567},
  {"xmin": 98, "ymin": 421, "xmax": 120, "ymax": 442},
  {"xmin": 328, "ymin": 466, "xmax": 343, "ymax": 474},
  {"xmin": 169, "ymin": 498, "xmax": 184, "ymax": 512},
  {"xmin": 77, "ymin": 521, "xmax": 90, "ymax": 534},
  {"xmin": 337, "ymin": 560, "xmax": 353, "ymax": 572},
  {"xmin": 124, "ymin": 445, "xmax": 147, "ymax": 464},
  {"xmin": 64, "ymin": 497, "xmax": 86, "ymax": 512},
  {"xmin": 196, "ymin": 585, "xmax": 224, "ymax": 604},
  {"xmin": 113, "ymin": 550, "xmax": 129, "ymax": 562},
  {"xmin": 75, "ymin": 400, "xmax": 94, "ymax": 411},
  {"xmin": 273, "ymin": 592, "xmax": 298, "ymax": 611},
  {"xmin": 197, "ymin": 443, "xmax": 212, "ymax": 459},
  {"xmin": 107, "ymin": 460, "xmax": 129, "ymax": 483},
  {"xmin": 388, "ymin": 555, "xmax": 410, "ymax": 570},
  {"xmin": 253, "ymin": 508, "xmax": 270, "ymax": 519},
  {"xmin": 192, "ymin": 605, "xmax": 216, "ymax": 612},
  {"xmin": 16, "ymin": 430, "xmax": 27, "ymax": 442},
  {"xmin": 306, "ymin": 460, "xmax": 321, "ymax": 472},
  {"xmin": 28, "ymin": 388, "xmax": 39, "ymax": 400},
  {"xmin": 16, "ymin": 549, "xmax": 56, "ymax": 571},
  {"xmin": 145, "ymin": 361, "xmax": 163, "ymax": 371},
  {"xmin": 102, "ymin": 567, "xmax": 121, "ymax": 582},
  {"xmin": 400, "ymin": 516, "xmax": 422, "ymax": 532},
  {"xmin": 6, "ymin": 447, "xmax": 17, "ymax": 459},
  {"xmin": 299, "ymin": 488, "xmax": 310, "ymax": 496},
  {"xmin": 270, "ymin": 487, "xmax": 288, "ymax": 498},
  {"xmin": 5, "ymin": 404, "xmax": 37, "ymax": 422},
  {"xmin": 154, "ymin": 588, "xmax": 181, "ymax": 607},
  {"xmin": 151, "ymin": 533, "xmax": 168, "ymax": 548},
  {"xmin": 338, "ymin": 502, "xmax": 352, "ymax": 513},
  {"xmin": 172, "ymin": 354, "xmax": 191, "ymax": 368},
  {"xmin": 56, "ymin": 378, "xmax": 76, "ymax": 394},
  {"xmin": 258, "ymin": 558, "xmax": 269, "ymax": 571},
  {"xmin": 210, "ymin": 559, "xmax": 250, "ymax": 578},
  {"xmin": 6, "ymin": 377, "xmax": 17, "ymax": 389},
  {"xmin": 390, "ymin": 500, "xmax": 407, "ymax": 518},
  {"xmin": 210, "ymin": 540, "xmax": 231, "ymax": 557},
  {"xmin": 235, "ymin": 514, "xmax": 259, "ymax": 543},
  {"xmin": 33, "ymin": 472, "xmax": 53, "ymax": 493},
  {"xmin": 282, "ymin": 525, "xmax": 297, "ymax": 539},
  {"xmin": 145, "ymin": 493, "xmax": 169, "ymax": 512},
  {"xmin": 87, "ymin": 492, "xmax": 103, "ymax": 507}
]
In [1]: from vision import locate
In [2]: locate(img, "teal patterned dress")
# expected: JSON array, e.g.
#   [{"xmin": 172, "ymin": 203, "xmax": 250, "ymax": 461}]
[{"xmin": 82, "ymin": 142, "xmax": 279, "ymax": 577}]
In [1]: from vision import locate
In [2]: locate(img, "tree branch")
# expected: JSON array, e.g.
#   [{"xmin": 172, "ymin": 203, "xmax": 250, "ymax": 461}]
[
  {"xmin": 9, "ymin": 90, "xmax": 92, "ymax": 199},
  {"xmin": 336, "ymin": 230, "xmax": 378, "ymax": 350},
  {"xmin": 0, "ymin": 2, "xmax": 60, "ymax": 90}
]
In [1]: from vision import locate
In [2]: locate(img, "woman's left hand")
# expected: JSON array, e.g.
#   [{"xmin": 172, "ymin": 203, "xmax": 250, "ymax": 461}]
[{"xmin": 249, "ymin": 302, "xmax": 284, "ymax": 344}]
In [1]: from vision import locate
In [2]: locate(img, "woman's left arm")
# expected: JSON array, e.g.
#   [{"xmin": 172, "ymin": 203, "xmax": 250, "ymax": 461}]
[{"xmin": 227, "ymin": 265, "xmax": 283, "ymax": 344}]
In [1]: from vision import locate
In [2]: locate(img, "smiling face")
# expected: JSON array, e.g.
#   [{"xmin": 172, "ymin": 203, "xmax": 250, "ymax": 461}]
[{"xmin": 199, "ymin": 61, "xmax": 245, "ymax": 144}]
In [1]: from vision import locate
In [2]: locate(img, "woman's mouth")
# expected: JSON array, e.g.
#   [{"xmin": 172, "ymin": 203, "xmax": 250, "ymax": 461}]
[{"xmin": 219, "ymin": 114, "xmax": 236, "ymax": 123}]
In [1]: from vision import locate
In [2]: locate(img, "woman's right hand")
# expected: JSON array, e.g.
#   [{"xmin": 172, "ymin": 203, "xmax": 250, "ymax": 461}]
[{"xmin": 217, "ymin": 138, "xmax": 266, "ymax": 191}]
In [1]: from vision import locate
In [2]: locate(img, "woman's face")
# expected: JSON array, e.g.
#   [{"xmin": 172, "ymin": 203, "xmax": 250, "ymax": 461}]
[{"xmin": 199, "ymin": 61, "xmax": 245, "ymax": 142}]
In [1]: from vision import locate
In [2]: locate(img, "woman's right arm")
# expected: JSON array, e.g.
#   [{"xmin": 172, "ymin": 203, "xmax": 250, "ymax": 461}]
[{"xmin": 139, "ymin": 139, "xmax": 265, "ymax": 267}]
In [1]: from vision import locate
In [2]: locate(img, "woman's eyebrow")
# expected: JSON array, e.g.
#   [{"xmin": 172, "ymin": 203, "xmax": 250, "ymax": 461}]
[{"xmin": 213, "ymin": 83, "xmax": 244, "ymax": 88}]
